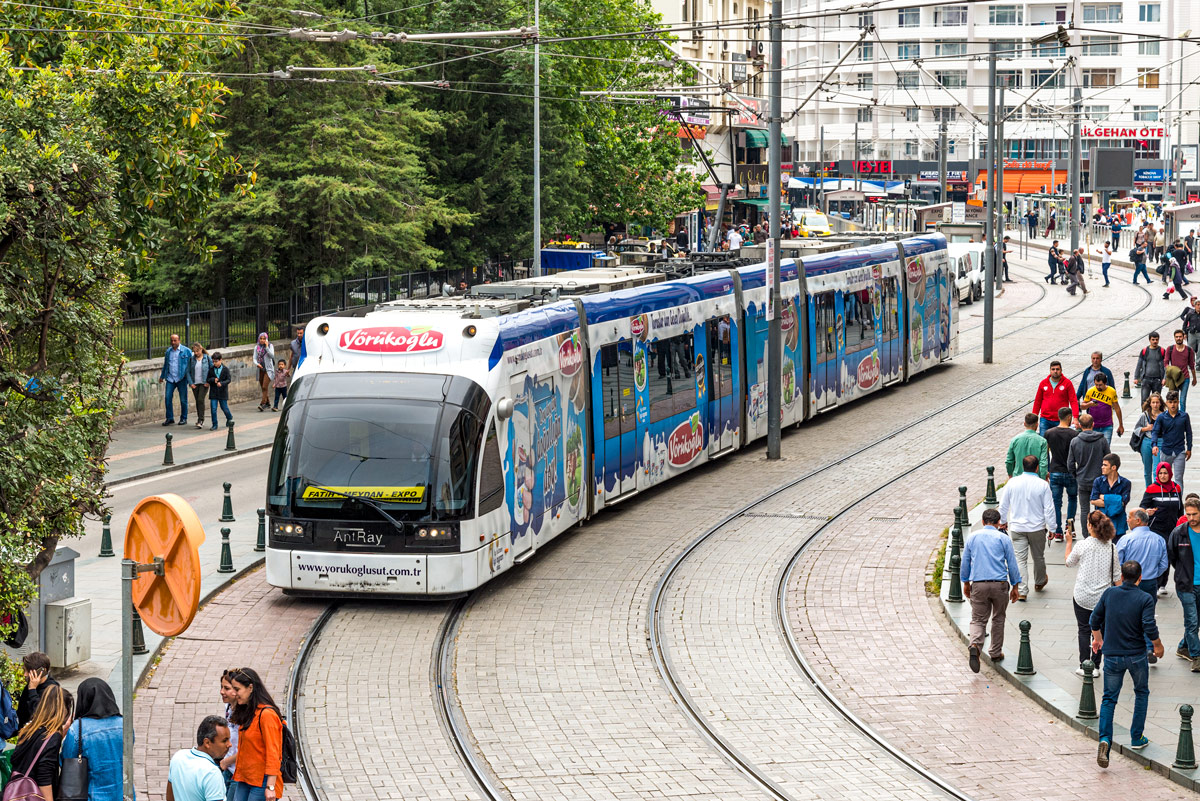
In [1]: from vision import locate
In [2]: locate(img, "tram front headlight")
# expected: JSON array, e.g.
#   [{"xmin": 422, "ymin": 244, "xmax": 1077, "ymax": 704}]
[
  {"xmin": 272, "ymin": 521, "xmax": 309, "ymax": 543},
  {"xmin": 411, "ymin": 523, "xmax": 459, "ymax": 547}
]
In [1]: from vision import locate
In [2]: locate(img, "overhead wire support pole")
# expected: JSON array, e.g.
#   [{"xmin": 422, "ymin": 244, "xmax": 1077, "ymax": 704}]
[
  {"xmin": 1071, "ymin": 82, "xmax": 1082, "ymax": 253},
  {"xmin": 997, "ymin": 84, "xmax": 1005, "ymax": 291},
  {"xmin": 767, "ymin": 0, "xmax": 784, "ymax": 459},
  {"xmin": 533, "ymin": 0, "xmax": 541, "ymax": 276},
  {"xmin": 983, "ymin": 52, "xmax": 996, "ymax": 364}
]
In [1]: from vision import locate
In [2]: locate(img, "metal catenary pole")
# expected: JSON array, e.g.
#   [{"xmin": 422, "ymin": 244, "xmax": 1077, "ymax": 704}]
[
  {"xmin": 983, "ymin": 53, "xmax": 996, "ymax": 364},
  {"xmin": 818, "ymin": 125, "xmax": 824, "ymax": 211},
  {"xmin": 766, "ymin": 0, "xmax": 783, "ymax": 460},
  {"xmin": 1071, "ymin": 85, "xmax": 1081, "ymax": 253},
  {"xmin": 938, "ymin": 121, "xmax": 948, "ymax": 204},
  {"xmin": 532, "ymin": 0, "xmax": 542, "ymax": 276},
  {"xmin": 997, "ymin": 85, "xmax": 1005, "ymax": 289}
]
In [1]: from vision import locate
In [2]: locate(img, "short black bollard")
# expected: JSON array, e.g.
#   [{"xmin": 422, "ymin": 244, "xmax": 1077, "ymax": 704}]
[
  {"xmin": 1175, "ymin": 705, "xmax": 1197, "ymax": 770},
  {"xmin": 958, "ymin": 485, "xmax": 969, "ymax": 527},
  {"xmin": 163, "ymin": 432, "xmax": 174, "ymax": 466},
  {"xmin": 1122, "ymin": 371, "xmax": 1132, "ymax": 400},
  {"xmin": 984, "ymin": 466, "xmax": 998, "ymax": 507},
  {"xmin": 131, "ymin": 605, "xmax": 148, "ymax": 655},
  {"xmin": 99, "ymin": 513, "xmax": 115, "ymax": 558},
  {"xmin": 1077, "ymin": 660, "xmax": 1099, "ymax": 719},
  {"xmin": 947, "ymin": 507, "xmax": 965, "ymax": 603},
  {"xmin": 1016, "ymin": 620, "xmax": 1036, "ymax": 675},
  {"xmin": 255, "ymin": 508, "xmax": 266, "ymax": 552},
  {"xmin": 218, "ymin": 527, "xmax": 235, "ymax": 573},
  {"xmin": 225, "ymin": 419, "xmax": 237, "ymax": 452},
  {"xmin": 220, "ymin": 481, "xmax": 235, "ymax": 522}
]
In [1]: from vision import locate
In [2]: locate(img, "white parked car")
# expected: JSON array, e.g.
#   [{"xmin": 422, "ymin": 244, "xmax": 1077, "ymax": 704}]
[{"xmin": 947, "ymin": 242, "xmax": 986, "ymax": 305}]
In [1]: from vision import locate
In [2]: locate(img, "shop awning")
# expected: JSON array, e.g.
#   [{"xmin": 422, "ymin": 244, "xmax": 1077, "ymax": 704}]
[
  {"xmin": 975, "ymin": 169, "xmax": 1055, "ymax": 194},
  {"xmin": 743, "ymin": 129, "xmax": 769, "ymax": 147},
  {"xmin": 735, "ymin": 197, "xmax": 791, "ymax": 210}
]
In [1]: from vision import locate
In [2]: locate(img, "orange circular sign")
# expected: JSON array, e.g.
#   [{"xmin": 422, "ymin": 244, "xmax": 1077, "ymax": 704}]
[{"xmin": 124, "ymin": 494, "xmax": 206, "ymax": 637}]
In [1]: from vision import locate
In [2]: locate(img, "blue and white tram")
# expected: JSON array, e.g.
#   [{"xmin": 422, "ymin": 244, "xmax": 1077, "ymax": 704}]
[{"xmin": 264, "ymin": 233, "xmax": 953, "ymax": 596}]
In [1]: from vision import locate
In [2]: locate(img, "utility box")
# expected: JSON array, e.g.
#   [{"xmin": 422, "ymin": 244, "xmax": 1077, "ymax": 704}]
[{"xmin": 44, "ymin": 598, "xmax": 91, "ymax": 669}]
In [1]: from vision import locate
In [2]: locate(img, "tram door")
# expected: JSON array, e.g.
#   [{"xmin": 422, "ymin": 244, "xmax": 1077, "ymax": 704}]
[
  {"xmin": 814, "ymin": 291, "xmax": 838, "ymax": 410},
  {"xmin": 707, "ymin": 316, "xmax": 735, "ymax": 454},
  {"xmin": 881, "ymin": 276, "xmax": 902, "ymax": 385},
  {"xmin": 599, "ymin": 339, "xmax": 638, "ymax": 500}
]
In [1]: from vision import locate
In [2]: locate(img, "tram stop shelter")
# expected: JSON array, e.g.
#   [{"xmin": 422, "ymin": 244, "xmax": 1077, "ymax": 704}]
[{"xmin": 1165, "ymin": 202, "xmax": 1200, "ymax": 243}]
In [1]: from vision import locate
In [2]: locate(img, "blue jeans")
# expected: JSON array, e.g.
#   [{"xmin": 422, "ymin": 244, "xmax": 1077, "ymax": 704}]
[
  {"xmin": 1097, "ymin": 425, "xmax": 1113, "ymax": 444},
  {"xmin": 229, "ymin": 778, "xmax": 269, "ymax": 801},
  {"xmin": 209, "ymin": 399, "xmax": 233, "ymax": 428},
  {"xmin": 1133, "ymin": 263, "xmax": 1150, "ymax": 283},
  {"xmin": 1098, "ymin": 654, "xmax": 1150, "ymax": 743},
  {"xmin": 1038, "ymin": 417, "xmax": 1056, "ymax": 436},
  {"xmin": 1048, "ymin": 472, "xmax": 1077, "ymax": 534},
  {"xmin": 164, "ymin": 379, "xmax": 188, "ymax": 422},
  {"xmin": 1137, "ymin": 579, "xmax": 1159, "ymax": 650},
  {"xmin": 1180, "ymin": 379, "xmax": 1190, "ymax": 413},
  {"xmin": 1140, "ymin": 436, "xmax": 1156, "ymax": 486},
  {"xmin": 1102, "ymin": 262, "xmax": 1110, "ymax": 285},
  {"xmin": 1179, "ymin": 589, "xmax": 1200, "ymax": 658}
]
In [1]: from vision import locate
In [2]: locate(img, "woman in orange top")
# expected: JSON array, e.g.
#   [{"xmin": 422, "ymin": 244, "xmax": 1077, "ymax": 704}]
[{"xmin": 228, "ymin": 668, "xmax": 282, "ymax": 801}]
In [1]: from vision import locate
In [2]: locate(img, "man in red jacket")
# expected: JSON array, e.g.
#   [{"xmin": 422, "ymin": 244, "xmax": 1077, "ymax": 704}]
[{"xmin": 1033, "ymin": 360, "xmax": 1080, "ymax": 435}]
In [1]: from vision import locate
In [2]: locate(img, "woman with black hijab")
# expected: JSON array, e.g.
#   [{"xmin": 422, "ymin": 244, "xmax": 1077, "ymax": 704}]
[{"xmin": 61, "ymin": 678, "xmax": 123, "ymax": 801}]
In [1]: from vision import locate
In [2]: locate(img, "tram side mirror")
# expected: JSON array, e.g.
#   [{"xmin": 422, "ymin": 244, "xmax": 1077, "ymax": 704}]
[{"xmin": 496, "ymin": 397, "xmax": 515, "ymax": 420}]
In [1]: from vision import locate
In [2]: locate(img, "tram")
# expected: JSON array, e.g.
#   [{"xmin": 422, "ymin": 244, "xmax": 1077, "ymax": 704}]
[{"xmin": 265, "ymin": 233, "xmax": 954, "ymax": 596}]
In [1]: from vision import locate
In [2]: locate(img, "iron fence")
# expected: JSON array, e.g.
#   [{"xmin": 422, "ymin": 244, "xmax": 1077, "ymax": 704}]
[{"xmin": 120, "ymin": 261, "xmax": 530, "ymax": 360}]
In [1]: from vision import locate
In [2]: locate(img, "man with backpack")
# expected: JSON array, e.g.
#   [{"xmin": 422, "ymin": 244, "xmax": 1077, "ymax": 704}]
[
  {"xmin": 1135, "ymin": 332, "xmax": 1167, "ymax": 403},
  {"xmin": 1046, "ymin": 241, "xmax": 1062, "ymax": 285}
]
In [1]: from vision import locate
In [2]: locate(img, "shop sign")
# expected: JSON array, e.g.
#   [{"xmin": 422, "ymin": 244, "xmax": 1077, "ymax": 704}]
[
  {"xmin": 1081, "ymin": 125, "xmax": 1165, "ymax": 139},
  {"xmin": 917, "ymin": 170, "xmax": 968, "ymax": 182},
  {"xmin": 853, "ymin": 160, "xmax": 892, "ymax": 174},
  {"xmin": 731, "ymin": 95, "xmax": 765, "ymax": 128},
  {"xmin": 1003, "ymin": 160, "xmax": 1053, "ymax": 170},
  {"xmin": 1134, "ymin": 168, "xmax": 1170, "ymax": 183}
]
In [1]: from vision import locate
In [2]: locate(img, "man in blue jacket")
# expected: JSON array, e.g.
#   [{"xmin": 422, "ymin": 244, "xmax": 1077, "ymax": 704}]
[
  {"xmin": 1077, "ymin": 352, "xmax": 1115, "ymax": 403},
  {"xmin": 1091, "ymin": 560, "xmax": 1164, "ymax": 767},
  {"xmin": 1151, "ymin": 390, "xmax": 1193, "ymax": 489},
  {"xmin": 158, "ymin": 333, "xmax": 194, "ymax": 426}
]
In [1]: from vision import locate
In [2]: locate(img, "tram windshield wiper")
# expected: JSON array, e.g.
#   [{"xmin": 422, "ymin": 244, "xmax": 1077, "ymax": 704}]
[{"xmin": 299, "ymin": 482, "xmax": 408, "ymax": 535}]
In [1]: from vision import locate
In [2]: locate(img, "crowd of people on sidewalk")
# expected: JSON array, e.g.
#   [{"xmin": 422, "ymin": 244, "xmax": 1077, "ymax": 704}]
[
  {"xmin": 156, "ymin": 327, "xmax": 304, "ymax": 429},
  {"xmin": 1, "ymin": 654, "xmax": 292, "ymax": 801},
  {"xmin": 964, "ymin": 354, "xmax": 1200, "ymax": 768},
  {"xmin": 1039, "ymin": 223, "xmax": 1199, "ymax": 302}
]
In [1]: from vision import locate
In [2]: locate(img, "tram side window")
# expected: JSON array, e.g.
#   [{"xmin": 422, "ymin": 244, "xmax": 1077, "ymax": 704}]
[
  {"xmin": 436, "ymin": 408, "xmax": 482, "ymax": 516},
  {"xmin": 601, "ymin": 342, "xmax": 621, "ymax": 439},
  {"xmin": 650, "ymin": 334, "xmax": 696, "ymax": 422},
  {"xmin": 478, "ymin": 422, "xmax": 504, "ymax": 514},
  {"xmin": 816, "ymin": 292, "xmax": 835, "ymax": 359},
  {"xmin": 844, "ymin": 289, "xmax": 875, "ymax": 353},
  {"xmin": 883, "ymin": 278, "xmax": 900, "ymax": 338},
  {"xmin": 707, "ymin": 316, "xmax": 733, "ymax": 399}
]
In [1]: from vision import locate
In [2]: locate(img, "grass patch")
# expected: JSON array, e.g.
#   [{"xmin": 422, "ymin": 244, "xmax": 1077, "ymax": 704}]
[{"xmin": 926, "ymin": 526, "xmax": 949, "ymax": 596}]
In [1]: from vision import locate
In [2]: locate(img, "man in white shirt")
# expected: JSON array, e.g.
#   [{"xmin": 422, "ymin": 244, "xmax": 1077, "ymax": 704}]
[
  {"xmin": 167, "ymin": 716, "xmax": 232, "ymax": 801},
  {"xmin": 727, "ymin": 228, "xmax": 743, "ymax": 251},
  {"xmin": 999, "ymin": 454, "xmax": 1057, "ymax": 600}
]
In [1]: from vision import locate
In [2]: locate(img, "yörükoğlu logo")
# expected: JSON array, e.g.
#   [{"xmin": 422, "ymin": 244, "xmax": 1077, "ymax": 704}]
[
  {"xmin": 559, "ymin": 335, "xmax": 582, "ymax": 376},
  {"xmin": 667, "ymin": 415, "xmax": 704, "ymax": 467},
  {"xmin": 338, "ymin": 326, "xmax": 444, "ymax": 353},
  {"xmin": 857, "ymin": 353, "xmax": 881, "ymax": 390}
]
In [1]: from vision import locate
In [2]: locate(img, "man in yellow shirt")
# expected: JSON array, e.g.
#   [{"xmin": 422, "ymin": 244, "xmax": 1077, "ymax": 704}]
[{"xmin": 1081, "ymin": 372, "xmax": 1124, "ymax": 445}]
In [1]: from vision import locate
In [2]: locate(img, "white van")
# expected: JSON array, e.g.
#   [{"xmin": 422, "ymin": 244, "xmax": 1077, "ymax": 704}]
[{"xmin": 947, "ymin": 242, "xmax": 986, "ymax": 304}]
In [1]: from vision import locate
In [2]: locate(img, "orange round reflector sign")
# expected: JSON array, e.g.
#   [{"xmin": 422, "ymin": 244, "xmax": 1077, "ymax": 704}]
[{"xmin": 124, "ymin": 494, "xmax": 206, "ymax": 637}]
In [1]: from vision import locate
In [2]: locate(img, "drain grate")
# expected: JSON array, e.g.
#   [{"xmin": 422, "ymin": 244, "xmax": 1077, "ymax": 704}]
[
  {"xmin": 869, "ymin": 515, "xmax": 905, "ymax": 521},
  {"xmin": 744, "ymin": 511, "xmax": 831, "ymax": 521}
]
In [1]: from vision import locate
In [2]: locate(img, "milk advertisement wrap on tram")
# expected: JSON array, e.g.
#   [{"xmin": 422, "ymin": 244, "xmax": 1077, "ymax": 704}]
[{"xmin": 904, "ymin": 247, "xmax": 951, "ymax": 375}]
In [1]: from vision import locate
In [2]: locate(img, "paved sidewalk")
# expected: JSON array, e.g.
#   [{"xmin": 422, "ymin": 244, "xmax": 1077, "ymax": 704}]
[
  {"xmin": 940, "ymin": 387, "xmax": 1200, "ymax": 786},
  {"xmin": 106, "ymin": 398, "xmax": 282, "ymax": 484}
]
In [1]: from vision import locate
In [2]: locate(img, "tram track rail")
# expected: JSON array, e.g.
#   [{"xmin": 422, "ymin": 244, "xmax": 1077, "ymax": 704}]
[
  {"xmin": 648, "ymin": 275, "xmax": 1160, "ymax": 801},
  {"xmin": 286, "ymin": 603, "xmax": 339, "ymax": 801}
]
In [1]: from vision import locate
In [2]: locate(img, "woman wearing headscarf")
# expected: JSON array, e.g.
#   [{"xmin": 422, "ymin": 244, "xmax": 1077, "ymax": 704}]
[
  {"xmin": 59, "ymin": 679, "xmax": 122, "ymax": 801},
  {"xmin": 1141, "ymin": 461, "xmax": 1185, "ymax": 591},
  {"xmin": 252, "ymin": 333, "xmax": 275, "ymax": 413}
]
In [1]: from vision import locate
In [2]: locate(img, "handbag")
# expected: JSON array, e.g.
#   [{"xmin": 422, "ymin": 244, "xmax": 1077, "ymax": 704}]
[{"xmin": 57, "ymin": 718, "xmax": 89, "ymax": 801}]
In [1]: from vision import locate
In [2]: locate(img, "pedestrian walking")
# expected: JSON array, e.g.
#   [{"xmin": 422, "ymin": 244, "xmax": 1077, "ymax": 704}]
[
  {"xmin": 1032, "ymin": 360, "xmax": 1079, "ymax": 435},
  {"xmin": 1045, "ymin": 241, "xmax": 1062, "ymax": 284},
  {"xmin": 1065, "ymin": 248, "xmax": 1089, "ymax": 296},
  {"xmin": 1134, "ymin": 331, "xmax": 1167, "ymax": 402},
  {"xmin": 158, "ymin": 333, "xmax": 194, "ymax": 426},
  {"xmin": 1081, "ymin": 372, "xmax": 1123, "ymax": 444},
  {"xmin": 252, "ymin": 333, "xmax": 275, "ymax": 413},
  {"xmin": 10, "ymin": 683, "xmax": 73, "ymax": 801},
  {"xmin": 1119, "ymin": 508, "xmax": 1168, "ymax": 616},
  {"xmin": 227, "ymin": 667, "xmax": 283, "ymax": 801},
  {"xmin": 1165, "ymin": 329, "xmax": 1197, "ymax": 412},
  {"xmin": 1182, "ymin": 298, "xmax": 1200, "ymax": 354},
  {"xmin": 727, "ymin": 227, "xmax": 743, "ymax": 251},
  {"xmin": 1001, "ymin": 236, "xmax": 1012, "ymax": 282},
  {"xmin": 1110, "ymin": 214, "xmax": 1122, "ymax": 249},
  {"xmin": 167, "ymin": 715, "xmax": 232, "ymax": 801},
  {"xmin": 675, "ymin": 225, "xmax": 689, "ymax": 252},
  {"xmin": 1155, "ymin": 226, "xmax": 1166, "ymax": 264},
  {"xmin": 999, "ymin": 455, "xmax": 1056, "ymax": 599},
  {"xmin": 1132, "ymin": 241, "xmax": 1151, "ymax": 284},
  {"xmin": 1139, "ymin": 462, "xmax": 1182, "ymax": 595},
  {"xmin": 288, "ymin": 326, "xmax": 305, "ymax": 372},
  {"xmin": 206, "ymin": 353, "xmax": 233, "ymax": 431},
  {"xmin": 1168, "ymin": 498, "xmax": 1200, "ymax": 670},
  {"xmin": 1092, "ymin": 559, "xmax": 1163, "ymax": 766},
  {"xmin": 1005, "ymin": 413, "xmax": 1049, "ymax": 478},
  {"xmin": 1076, "ymin": 352, "xmax": 1114, "ymax": 405},
  {"xmin": 1099, "ymin": 241, "xmax": 1112, "ymax": 287},
  {"xmin": 272, "ymin": 360, "xmax": 290, "ymax": 412},
  {"xmin": 1168, "ymin": 247, "xmax": 1193, "ymax": 301},
  {"xmin": 1151, "ymin": 389, "xmax": 1192, "ymax": 489},
  {"xmin": 219, "ymin": 671, "xmax": 240, "ymax": 785},
  {"xmin": 17, "ymin": 652, "xmax": 58, "ymax": 730},
  {"xmin": 1046, "ymin": 406, "xmax": 1079, "ymax": 541},
  {"xmin": 1066, "ymin": 511, "xmax": 1121, "ymax": 676},
  {"xmin": 1091, "ymin": 453, "xmax": 1132, "ymax": 538},
  {"xmin": 1026, "ymin": 209, "xmax": 1037, "ymax": 240},
  {"xmin": 1068, "ymin": 413, "xmax": 1111, "ymax": 516},
  {"xmin": 1133, "ymin": 393, "xmax": 1165, "ymax": 486},
  {"xmin": 960, "ymin": 507, "xmax": 1021, "ymax": 672},
  {"xmin": 189, "ymin": 343, "xmax": 213, "ymax": 430},
  {"xmin": 61, "ymin": 678, "xmax": 123, "ymax": 801},
  {"xmin": 1046, "ymin": 208, "xmax": 1058, "ymax": 239}
]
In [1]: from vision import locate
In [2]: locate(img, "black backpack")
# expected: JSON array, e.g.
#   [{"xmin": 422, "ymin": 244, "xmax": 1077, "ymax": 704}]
[{"xmin": 280, "ymin": 720, "xmax": 299, "ymax": 783}]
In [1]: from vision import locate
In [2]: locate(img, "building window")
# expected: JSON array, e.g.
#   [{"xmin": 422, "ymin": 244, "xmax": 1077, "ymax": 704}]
[
  {"xmin": 856, "ymin": 73, "xmax": 873, "ymax": 89},
  {"xmin": 896, "ymin": 71, "xmax": 919, "ymax": 88},
  {"xmin": 1002, "ymin": 105, "xmax": 1021, "ymax": 120},
  {"xmin": 897, "ymin": 8, "xmax": 920, "ymax": 26},
  {"xmin": 1030, "ymin": 69, "xmax": 1064, "ymax": 88},
  {"xmin": 1055, "ymin": 4, "xmax": 1067, "ymax": 22},
  {"xmin": 1085, "ymin": 105, "xmax": 1110, "ymax": 120},
  {"xmin": 1082, "ymin": 36, "xmax": 1119, "ymax": 56},
  {"xmin": 1134, "ymin": 105, "xmax": 1159, "ymax": 121},
  {"xmin": 857, "ymin": 107, "xmax": 873, "ymax": 122},
  {"xmin": 1028, "ymin": 106, "xmax": 1050, "ymax": 119},
  {"xmin": 934, "ymin": 4, "xmax": 967, "ymax": 25},
  {"xmin": 904, "ymin": 141, "xmax": 917, "ymax": 156},
  {"xmin": 857, "ymin": 11, "xmax": 874, "ymax": 27},
  {"xmin": 896, "ymin": 41, "xmax": 920, "ymax": 59},
  {"xmin": 996, "ymin": 70, "xmax": 1022, "ymax": 88},
  {"xmin": 934, "ymin": 106, "xmax": 957, "ymax": 121},
  {"xmin": 988, "ymin": 5, "xmax": 1023, "ymax": 24},
  {"xmin": 1138, "ymin": 68, "xmax": 1160, "ymax": 88},
  {"xmin": 1082, "ymin": 68, "xmax": 1117, "ymax": 87},
  {"xmin": 857, "ymin": 41, "xmax": 874, "ymax": 61},
  {"xmin": 905, "ymin": 107, "xmax": 920, "ymax": 121},
  {"xmin": 1082, "ymin": 3, "xmax": 1122, "ymax": 22},
  {"xmin": 1138, "ymin": 37, "xmax": 1160, "ymax": 55},
  {"xmin": 1139, "ymin": 3, "xmax": 1161, "ymax": 21},
  {"xmin": 936, "ymin": 70, "xmax": 967, "ymax": 88},
  {"xmin": 1033, "ymin": 40, "xmax": 1066, "ymax": 56},
  {"xmin": 935, "ymin": 40, "xmax": 967, "ymax": 56}
]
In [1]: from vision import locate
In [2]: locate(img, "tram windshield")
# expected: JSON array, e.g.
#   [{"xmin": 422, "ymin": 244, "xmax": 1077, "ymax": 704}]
[{"xmin": 267, "ymin": 372, "xmax": 490, "ymax": 521}]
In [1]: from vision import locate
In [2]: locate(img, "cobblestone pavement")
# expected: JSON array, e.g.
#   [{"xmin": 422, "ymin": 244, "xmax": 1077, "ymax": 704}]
[{"xmin": 132, "ymin": 568, "xmax": 323, "ymax": 800}]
